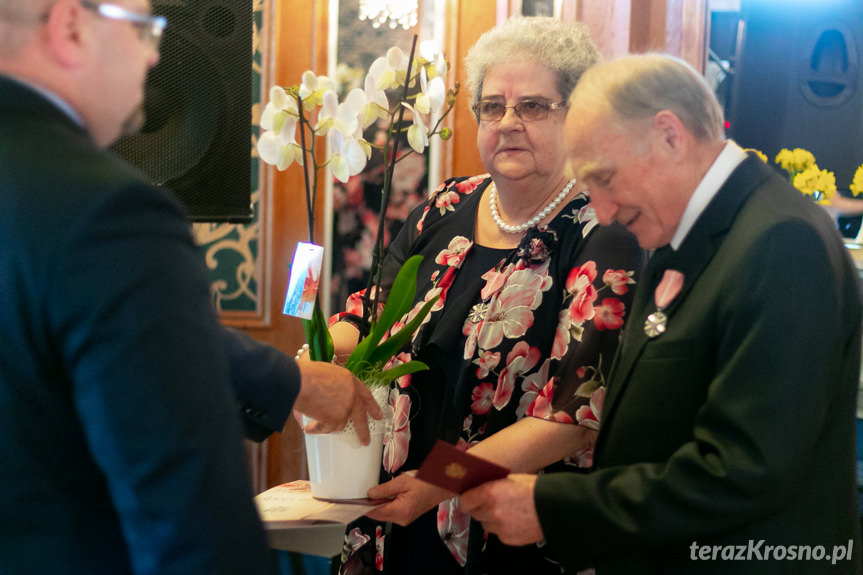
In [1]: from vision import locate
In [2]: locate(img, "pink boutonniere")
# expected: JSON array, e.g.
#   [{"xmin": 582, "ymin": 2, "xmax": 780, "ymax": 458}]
[{"xmin": 643, "ymin": 269, "xmax": 684, "ymax": 338}]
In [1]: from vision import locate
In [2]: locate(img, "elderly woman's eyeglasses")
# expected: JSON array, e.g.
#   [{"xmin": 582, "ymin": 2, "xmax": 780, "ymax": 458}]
[
  {"xmin": 473, "ymin": 99, "xmax": 567, "ymax": 122},
  {"xmin": 79, "ymin": 1, "xmax": 167, "ymax": 51}
]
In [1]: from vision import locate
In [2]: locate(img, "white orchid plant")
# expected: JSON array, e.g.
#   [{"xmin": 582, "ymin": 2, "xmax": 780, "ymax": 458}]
[{"xmin": 257, "ymin": 37, "xmax": 457, "ymax": 381}]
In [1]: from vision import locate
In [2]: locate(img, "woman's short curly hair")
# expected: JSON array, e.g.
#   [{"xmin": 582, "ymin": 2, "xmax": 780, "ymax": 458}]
[{"xmin": 463, "ymin": 17, "xmax": 601, "ymax": 118}]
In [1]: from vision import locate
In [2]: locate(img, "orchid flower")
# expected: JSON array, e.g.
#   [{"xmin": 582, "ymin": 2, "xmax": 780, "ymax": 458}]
[
  {"xmin": 328, "ymin": 128, "xmax": 367, "ymax": 183},
  {"xmin": 314, "ymin": 90, "xmax": 339, "ymax": 133},
  {"xmin": 257, "ymin": 86, "xmax": 304, "ymax": 170},
  {"xmin": 433, "ymin": 52, "xmax": 449, "ymax": 79},
  {"xmin": 338, "ymin": 88, "xmax": 375, "ymax": 161},
  {"xmin": 402, "ymin": 102, "xmax": 429, "ymax": 153},
  {"xmin": 421, "ymin": 51, "xmax": 448, "ymax": 81},
  {"xmin": 367, "ymin": 47, "xmax": 409, "ymax": 92},
  {"xmin": 414, "ymin": 67, "xmax": 446, "ymax": 116},
  {"xmin": 260, "ymin": 86, "xmax": 298, "ymax": 133},
  {"xmin": 298, "ymin": 71, "xmax": 336, "ymax": 110},
  {"xmin": 345, "ymin": 75, "xmax": 390, "ymax": 130},
  {"xmin": 256, "ymin": 115, "xmax": 304, "ymax": 171},
  {"xmin": 315, "ymin": 90, "xmax": 361, "ymax": 139}
]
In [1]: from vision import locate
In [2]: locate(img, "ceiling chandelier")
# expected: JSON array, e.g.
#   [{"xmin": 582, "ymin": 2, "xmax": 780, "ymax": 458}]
[{"xmin": 358, "ymin": 0, "xmax": 419, "ymax": 30}]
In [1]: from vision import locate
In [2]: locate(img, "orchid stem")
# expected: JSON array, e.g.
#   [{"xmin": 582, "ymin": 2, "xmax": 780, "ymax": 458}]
[
  {"xmin": 296, "ymin": 94, "xmax": 314, "ymax": 243},
  {"xmin": 296, "ymin": 94, "xmax": 330, "ymax": 361},
  {"xmin": 363, "ymin": 33, "xmax": 419, "ymax": 334}
]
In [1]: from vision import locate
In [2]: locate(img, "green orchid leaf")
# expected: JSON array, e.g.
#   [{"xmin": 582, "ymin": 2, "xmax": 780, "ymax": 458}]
[
  {"xmin": 345, "ymin": 254, "xmax": 423, "ymax": 371},
  {"xmin": 370, "ymin": 254, "xmax": 423, "ymax": 338},
  {"xmin": 347, "ymin": 359, "xmax": 427, "ymax": 387},
  {"xmin": 302, "ymin": 302, "xmax": 334, "ymax": 362},
  {"xmin": 375, "ymin": 360, "xmax": 430, "ymax": 385},
  {"xmin": 345, "ymin": 336, "xmax": 373, "ymax": 372},
  {"xmin": 366, "ymin": 294, "xmax": 439, "ymax": 367}
]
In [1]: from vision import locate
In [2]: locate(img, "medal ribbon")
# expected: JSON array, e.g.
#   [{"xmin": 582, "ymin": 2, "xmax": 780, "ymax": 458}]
[
  {"xmin": 654, "ymin": 269, "xmax": 684, "ymax": 310},
  {"xmin": 643, "ymin": 269, "xmax": 684, "ymax": 339}
]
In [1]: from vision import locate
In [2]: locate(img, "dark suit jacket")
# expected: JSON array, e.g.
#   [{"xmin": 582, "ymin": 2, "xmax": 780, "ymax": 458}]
[
  {"xmin": 535, "ymin": 154, "xmax": 863, "ymax": 574},
  {"xmin": 0, "ymin": 75, "xmax": 286, "ymax": 574},
  {"xmin": 225, "ymin": 326, "xmax": 299, "ymax": 441}
]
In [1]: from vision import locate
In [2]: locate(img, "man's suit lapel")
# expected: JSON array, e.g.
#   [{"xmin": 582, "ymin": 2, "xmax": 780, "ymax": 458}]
[
  {"xmin": 598, "ymin": 155, "xmax": 775, "ymax": 449},
  {"xmin": 602, "ymin": 245, "xmax": 675, "ymax": 414}
]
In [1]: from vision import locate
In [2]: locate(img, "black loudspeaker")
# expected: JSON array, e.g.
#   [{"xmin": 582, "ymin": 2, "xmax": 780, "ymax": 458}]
[
  {"xmin": 727, "ymin": 0, "xmax": 863, "ymax": 187},
  {"xmin": 109, "ymin": 0, "xmax": 253, "ymax": 222}
]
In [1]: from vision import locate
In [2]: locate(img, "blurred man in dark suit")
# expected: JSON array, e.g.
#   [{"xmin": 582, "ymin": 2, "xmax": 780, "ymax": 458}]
[{"xmin": 0, "ymin": 1, "xmax": 379, "ymax": 573}]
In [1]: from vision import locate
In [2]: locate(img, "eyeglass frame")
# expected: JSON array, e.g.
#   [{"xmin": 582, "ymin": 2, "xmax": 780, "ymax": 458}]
[
  {"xmin": 472, "ymin": 98, "xmax": 568, "ymax": 123},
  {"xmin": 79, "ymin": 1, "xmax": 167, "ymax": 50}
]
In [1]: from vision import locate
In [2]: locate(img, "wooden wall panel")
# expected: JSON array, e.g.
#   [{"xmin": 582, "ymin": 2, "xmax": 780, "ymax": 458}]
[
  {"xmin": 443, "ymin": 0, "xmax": 496, "ymax": 180},
  {"xmin": 564, "ymin": 0, "xmax": 706, "ymax": 70},
  {"xmin": 669, "ymin": 0, "xmax": 707, "ymax": 72},
  {"xmin": 629, "ymin": 0, "xmax": 667, "ymax": 54},
  {"xmin": 573, "ymin": 0, "xmax": 633, "ymax": 60}
]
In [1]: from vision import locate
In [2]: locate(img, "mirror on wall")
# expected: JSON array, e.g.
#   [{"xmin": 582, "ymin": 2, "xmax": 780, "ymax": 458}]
[{"xmin": 323, "ymin": 0, "xmax": 445, "ymax": 316}]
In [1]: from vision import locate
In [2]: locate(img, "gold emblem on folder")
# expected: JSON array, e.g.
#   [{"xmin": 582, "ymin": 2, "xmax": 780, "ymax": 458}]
[{"xmin": 445, "ymin": 462, "xmax": 467, "ymax": 479}]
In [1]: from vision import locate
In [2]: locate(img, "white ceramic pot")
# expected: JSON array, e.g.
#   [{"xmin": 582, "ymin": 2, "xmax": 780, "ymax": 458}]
[{"xmin": 303, "ymin": 385, "xmax": 391, "ymax": 500}]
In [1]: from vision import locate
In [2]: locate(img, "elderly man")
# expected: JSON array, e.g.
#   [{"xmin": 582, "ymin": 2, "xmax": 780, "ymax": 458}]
[
  {"xmin": 461, "ymin": 53, "xmax": 862, "ymax": 574},
  {"xmin": 0, "ymin": 1, "xmax": 380, "ymax": 573}
]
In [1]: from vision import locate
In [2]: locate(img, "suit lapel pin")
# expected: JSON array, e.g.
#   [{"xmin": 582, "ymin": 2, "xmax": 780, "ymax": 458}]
[{"xmin": 644, "ymin": 269, "xmax": 684, "ymax": 338}]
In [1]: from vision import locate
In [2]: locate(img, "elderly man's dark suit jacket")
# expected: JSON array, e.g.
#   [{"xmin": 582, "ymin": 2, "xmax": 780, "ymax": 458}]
[
  {"xmin": 0, "ymin": 76, "xmax": 295, "ymax": 573},
  {"xmin": 535, "ymin": 154, "xmax": 863, "ymax": 574}
]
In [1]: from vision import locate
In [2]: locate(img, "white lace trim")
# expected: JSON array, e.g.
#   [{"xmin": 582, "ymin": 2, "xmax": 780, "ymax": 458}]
[{"xmin": 304, "ymin": 384, "xmax": 393, "ymax": 436}]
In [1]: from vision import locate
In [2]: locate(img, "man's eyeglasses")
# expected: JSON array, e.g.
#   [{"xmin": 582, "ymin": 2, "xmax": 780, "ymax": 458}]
[
  {"xmin": 473, "ymin": 99, "xmax": 568, "ymax": 123},
  {"xmin": 80, "ymin": 1, "xmax": 166, "ymax": 51}
]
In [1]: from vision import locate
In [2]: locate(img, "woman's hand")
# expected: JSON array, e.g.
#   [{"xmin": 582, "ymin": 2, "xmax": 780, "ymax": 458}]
[
  {"xmin": 365, "ymin": 471, "xmax": 456, "ymax": 526},
  {"xmin": 329, "ymin": 320, "xmax": 361, "ymax": 365}
]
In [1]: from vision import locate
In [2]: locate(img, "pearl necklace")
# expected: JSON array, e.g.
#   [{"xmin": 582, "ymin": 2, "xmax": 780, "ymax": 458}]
[{"xmin": 488, "ymin": 178, "xmax": 576, "ymax": 234}]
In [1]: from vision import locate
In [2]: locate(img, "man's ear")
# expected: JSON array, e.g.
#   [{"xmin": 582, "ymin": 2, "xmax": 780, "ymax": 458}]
[
  {"xmin": 43, "ymin": 0, "xmax": 90, "ymax": 68},
  {"xmin": 652, "ymin": 110, "xmax": 688, "ymax": 159}
]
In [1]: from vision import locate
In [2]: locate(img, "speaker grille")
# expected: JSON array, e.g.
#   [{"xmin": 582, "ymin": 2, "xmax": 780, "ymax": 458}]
[
  {"xmin": 109, "ymin": 0, "xmax": 253, "ymax": 222},
  {"xmin": 729, "ymin": 0, "xmax": 863, "ymax": 187}
]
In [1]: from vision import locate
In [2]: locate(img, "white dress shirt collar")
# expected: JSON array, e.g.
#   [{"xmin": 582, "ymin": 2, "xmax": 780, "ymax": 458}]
[{"xmin": 670, "ymin": 140, "xmax": 748, "ymax": 250}]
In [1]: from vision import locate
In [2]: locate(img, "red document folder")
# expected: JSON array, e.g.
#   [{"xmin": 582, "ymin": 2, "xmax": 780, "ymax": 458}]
[{"xmin": 416, "ymin": 440, "xmax": 510, "ymax": 494}]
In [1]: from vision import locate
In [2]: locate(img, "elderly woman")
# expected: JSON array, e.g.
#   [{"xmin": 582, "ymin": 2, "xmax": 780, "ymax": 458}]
[{"xmin": 332, "ymin": 17, "xmax": 645, "ymax": 575}]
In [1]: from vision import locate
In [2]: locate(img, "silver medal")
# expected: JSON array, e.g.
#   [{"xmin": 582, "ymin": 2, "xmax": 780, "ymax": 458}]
[{"xmin": 643, "ymin": 309, "xmax": 667, "ymax": 338}]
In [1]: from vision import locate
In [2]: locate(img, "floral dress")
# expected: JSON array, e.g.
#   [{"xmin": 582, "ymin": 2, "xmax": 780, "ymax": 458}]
[{"xmin": 336, "ymin": 175, "xmax": 645, "ymax": 575}]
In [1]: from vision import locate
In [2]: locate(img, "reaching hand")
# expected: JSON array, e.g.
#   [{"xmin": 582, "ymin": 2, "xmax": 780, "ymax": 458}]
[
  {"xmin": 364, "ymin": 471, "xmax": 456, "ymax": 526},
  {"xmin": 293, "ymin": 360, "xmax": 382, "ymax": 444},
  {"xmin": 459, "ymin": 474, "xmax": 544, "ymax": 546}
]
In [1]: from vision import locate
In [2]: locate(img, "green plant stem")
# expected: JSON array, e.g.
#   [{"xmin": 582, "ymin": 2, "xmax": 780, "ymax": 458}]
[{"xmin": 302, "ymin": 296, "xmax": 334, "ymax": 362}]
